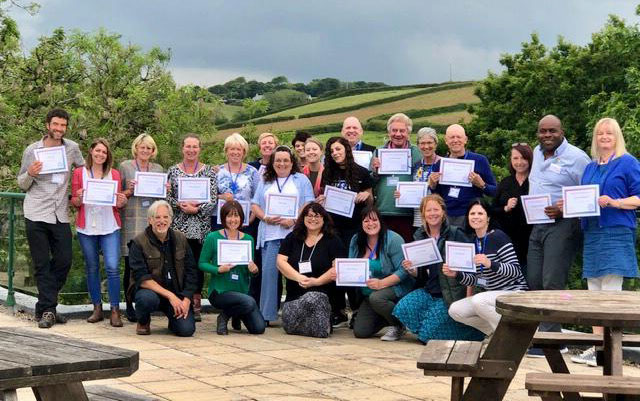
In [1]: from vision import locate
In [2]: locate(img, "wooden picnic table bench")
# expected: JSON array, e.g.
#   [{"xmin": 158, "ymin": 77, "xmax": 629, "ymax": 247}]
[{"xmin": 0, "ymin": 327, "xmax": 138, "ymax": 401}]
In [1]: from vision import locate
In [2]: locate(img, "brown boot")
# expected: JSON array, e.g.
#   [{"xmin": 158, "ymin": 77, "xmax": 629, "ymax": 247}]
[
  {"xmin": 110, "ymin": 307, "xmax": 123, "ymax": 327},
  {"xmin": 136, "ymin": 322, "xmax": 150, "ymax": 335},
  {"xmin": 193, "ymin": 293, "xmax": 202, "ymax": 322},
  {"xmin": 87, "ymin": 304, "xmax": 104, "ymax": 323}
]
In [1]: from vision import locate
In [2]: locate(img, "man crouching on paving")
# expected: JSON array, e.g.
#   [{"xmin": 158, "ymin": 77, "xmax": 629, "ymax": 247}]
[{"xmin": 128, "ymin": 200, "xmax": 197, "ymax": 336}]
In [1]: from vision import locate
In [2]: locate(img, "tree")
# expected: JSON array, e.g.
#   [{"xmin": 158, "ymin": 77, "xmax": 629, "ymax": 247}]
[
  {"xmin": 235, "ymin": 98, "xmax": 269, "ymax": 120},
  {"xmin": 263, "ymin": 89, "xmax": 308, "ymax": 110}
]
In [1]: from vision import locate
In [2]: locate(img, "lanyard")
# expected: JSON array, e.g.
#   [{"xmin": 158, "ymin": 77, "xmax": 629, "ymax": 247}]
[
  {"xmin": 418, "ymin": 162, "xmax": 434, "ymax": 182},
  {"xmin": 135, "ymin": 160, "xmax": 148, "ymax": 172},
  {"xmin": 276, "ymin": 175, "xmax": 291, "ymax": 193},
  {"xmin": 475, "ymin": 235, "xmax": 488, "ymax": 275},
  {"xmin": 182, "ymin": 161, "xmax": 199, "ymax": 174},
  {"xmin": 299, "ymin": 236, "xmax": 321, "ymax": 262},
  {"xmin": 227, "ymin": 163, "xmax": 241, "ymax": 194},
  {"xmin": 366, "ymin": 241, "xmax": 378, "ymax": 260},
  {"xmin": 88, "ymin": 167, "xmax": 103, "ymax": 179},
  {"xmin": 222, "ymin": 229, "xmax": 239, "ymax": 240}
]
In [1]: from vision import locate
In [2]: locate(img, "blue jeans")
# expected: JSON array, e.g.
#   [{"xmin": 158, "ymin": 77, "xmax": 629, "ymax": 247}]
[
  {"xmin": 260, "ymin": 239, "xmax": 282, "ymax": 321},
  {"xmin": 134, "ymin": 289, "xmax": 196, "ymax": 337},
  {"xmin": 210, "ymin": 290, "xmax": 265, "ymax": 334},
  {"xmin": 77, "ymin": 230, "xmax": 121, "ymax": 307}
]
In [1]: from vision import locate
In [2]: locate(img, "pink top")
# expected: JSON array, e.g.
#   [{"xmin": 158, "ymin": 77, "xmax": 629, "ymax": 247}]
[{"xmin": 71, "ymin": 167, "xmax": 123, "ymax": 229}]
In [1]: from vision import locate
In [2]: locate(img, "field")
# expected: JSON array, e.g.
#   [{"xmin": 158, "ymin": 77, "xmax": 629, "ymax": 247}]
[{"xmin": 218, "ymin": 85, "xmax": 479, "ymax": 137}]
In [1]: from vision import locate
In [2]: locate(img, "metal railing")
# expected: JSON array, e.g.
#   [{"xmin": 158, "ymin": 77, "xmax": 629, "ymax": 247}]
[{"xmin": 0, "ymin": 192, "xmax": 25, "ymax": 308}]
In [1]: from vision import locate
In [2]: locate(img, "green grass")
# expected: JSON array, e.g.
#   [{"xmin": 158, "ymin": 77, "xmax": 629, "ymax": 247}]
[
  {"xmin": 220, "ymin": 104, "xmax": 242, "ymax": 119},
  {"xmin": 265, "ymin": 88, "xmax": 425, "ymax": 118}
]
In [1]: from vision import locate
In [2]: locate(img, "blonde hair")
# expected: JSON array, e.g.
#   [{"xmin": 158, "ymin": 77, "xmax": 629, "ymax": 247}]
[
  {"xmin": 131, "ymin": 134, "xmax": 158, "ymax": 159},
  {"xmin": 419, "ymin": 194, "xmax": 448, "ymax": 233},
  {"xmin": 591, "ymin": 117, "xmax": 627, "ymax": 160},
  {"xmin": 304, "ymin": 137, "xmax": 324, "ymax": 151},
  {"xmin": 258, "ymin": 132, "xmax": 279, "ymax": 146},
  {"xmin": 386, "ymin": 113, "xmax": 413, "ymax": 134},
  {"xmin": 224, "ymin": 133, "xmax": 249, "ymax": 158}
]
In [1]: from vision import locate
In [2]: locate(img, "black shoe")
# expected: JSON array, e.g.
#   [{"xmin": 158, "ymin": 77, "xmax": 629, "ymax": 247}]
[
  {"xmin": 331, "ymin": 312, "xmax": 348, "ymax": 328},
  {"xmin": 231, "ymin": 316, "xmax": 241, "ymax": 330},
  {"xmin": 216, "ymin": 313, "xmax": 229, "ymax": 335},
  {"xmin": 55, "ymin": 313, "xmax": 68, "ymax": 324},
  {"xmin": 38, "ymin": 311, "xmax": 55, "ymax": 329},
  {"xmin": 126, "ymin": 303, "xmax": 137, "ymax": 322}
]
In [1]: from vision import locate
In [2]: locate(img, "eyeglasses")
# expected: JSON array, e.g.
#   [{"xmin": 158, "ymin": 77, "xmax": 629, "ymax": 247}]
[
  {"xmin": 305, "ymin": 214, "xmax": 323, "ymax": 220},
  {"xmin": 511, "ymin": 142, "xmax": 529, "ymax": 147}
]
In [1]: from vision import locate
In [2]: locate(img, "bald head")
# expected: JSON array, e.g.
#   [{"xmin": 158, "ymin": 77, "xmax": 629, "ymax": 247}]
[
  {"xmin": 537, "ymin": 115, "xmax": 565, "ymax": 155},
  {"xmin": 444, "ymin": 124, "xmax": 468, "ymax": 157},
  {"xmin": 538, "ymin": 115, "xmax": 563, "ymax": 130},
  {"xmin": 341, "ymin": 116, "xmax": 363, "ymax": 147}
]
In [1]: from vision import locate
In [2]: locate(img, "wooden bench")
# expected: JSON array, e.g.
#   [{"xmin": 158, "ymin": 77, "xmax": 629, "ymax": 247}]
[
  {"xmin": 0, "ymin": 327, "xmax": 138, "ymax": 401},
  {"xmin": 417, "ymin": 340, "xmax": 516, "ymax": 401},
  {"xmin": 526, "ymin": 372, "xmax": 640, "ymax": 401},
  {"xmin": 531, "ymin": 332, "xmax": 640, "ymax": 349}
]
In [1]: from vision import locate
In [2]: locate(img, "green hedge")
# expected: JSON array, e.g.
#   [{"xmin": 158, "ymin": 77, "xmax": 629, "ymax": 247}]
[
  {"xmin": 217, "ymin": 115, "xmax": 295, "ymax": 129},
  {"xmin": 372, "ymin": 103, "xmax": 468, "ymax": 121},
  {"xmin": 296, "ymin": 82, "xmax": 474, "ymax": 119}
]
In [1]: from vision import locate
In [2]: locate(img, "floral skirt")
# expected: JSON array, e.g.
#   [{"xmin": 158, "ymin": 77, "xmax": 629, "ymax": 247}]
[{"xmin": 282, "ymin": 291, "xmax": 331, "ymax": 338}]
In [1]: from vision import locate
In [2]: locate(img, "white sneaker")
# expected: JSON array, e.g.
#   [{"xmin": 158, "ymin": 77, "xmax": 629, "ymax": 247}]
[
  {"xmin": 571, "ymin": 347, "xmax": 597, "ymax": 366},
  {"xmin": 381, "ymin": 326, "xmax": 406, "ymax": 341}
]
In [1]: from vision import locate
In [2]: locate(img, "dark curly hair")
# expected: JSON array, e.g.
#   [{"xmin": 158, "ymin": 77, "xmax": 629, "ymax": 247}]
[
  {"xmin": 263, "ymin": 146, "xmax": 301, "ymax": 182},
  {"xmin": 321, "ymin": 136, "xmax": 359, "ymax": 190},
  {"xmin": 291, "ymin": 202, "xmax": 335, "ymax": 241}
]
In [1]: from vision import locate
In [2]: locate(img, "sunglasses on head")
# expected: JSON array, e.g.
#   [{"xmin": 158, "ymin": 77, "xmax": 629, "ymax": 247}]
[{"xmin": 511, "ymin": 142, "xmax": 528, "ymax": 147}]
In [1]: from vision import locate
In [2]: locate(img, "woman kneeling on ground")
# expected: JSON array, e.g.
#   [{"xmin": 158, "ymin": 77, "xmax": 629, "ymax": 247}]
[
  {"xmin": 199, "ymin": 201, "xmax": 265, "ymax": 335},
  {"xmin": 443, "ymin": 198, "xmax": 528, "ymax": 337},
  {"xmin": 277, "ymin": 202, "xmax": 346, "ymax": 337},
  {"xmin": 393, "ymin": 194, "xmax": 484, "ymax": 343}
]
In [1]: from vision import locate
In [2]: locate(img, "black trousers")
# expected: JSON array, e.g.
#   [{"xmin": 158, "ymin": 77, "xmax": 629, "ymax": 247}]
[{"xmin": 24, "ymin": 218, "xmax": 73, "ymax": 317}]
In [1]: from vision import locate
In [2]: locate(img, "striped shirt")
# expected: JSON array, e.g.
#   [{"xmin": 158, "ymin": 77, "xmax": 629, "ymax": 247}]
[{"xmin": 457, "ymin": 229, "xmax": 528, "ymax": 291}]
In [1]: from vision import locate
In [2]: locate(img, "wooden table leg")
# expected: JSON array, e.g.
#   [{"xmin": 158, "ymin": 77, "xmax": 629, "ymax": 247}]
[
  {"xmin": 542, "ymin": 348, "xmax": 581, "ymax": 401},
  {"xmin": 1, "ymin": 390, "xmax": 18, "ymax": 401},
  {"xmin": 462, "ymin": 318, "xmax": 538, "ymax": 401},
  {"xmin": 32, "ymin": 382, "xmax": 89, "ymax": 401},
  {"xmin": 451, "ymin": 377, "xmax": 464, "ymax": 401},
  {"xmin": 603, "ymin": 327, "xmax": 623, "ymax": 376}
]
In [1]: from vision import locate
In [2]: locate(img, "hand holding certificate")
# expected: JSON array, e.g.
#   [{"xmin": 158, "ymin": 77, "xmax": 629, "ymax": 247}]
[
  {"xmin": 335, "ymin": 258, "xmax": 369, "ymax": 287},
  {"xmin": 352, "ymin": 151, "xmax": 373, "ymax": 170},
  {"xmin": 562, "ymin": 185, "xmax": 600, "ymax": 218},
  {"xmin": 401, "ymin": 238, "xmax": 442, "ymax": 268},
  {"xmin": 439, "ymin": 158, "xmax": 475, "ymax": 187},
  {"xmin": 445, "ymin": 241, "xmax": 476, "ymax": 272},
  {"xmin": 395, "ymin": 182, "xmax": 428, "ymax": 208},
  {"xmin": 217, "ymin": 240, "xmax": 252, "ymax": 265},
  {"xmin": 323, "ymin": 186, "xmax": 357, "ymax": 217},
  {"xmin": 134, "ymin": 172, "xmax": 167, "ymax": 198},
  {"xmin": 265, "ymin": 193, "xmax": 299, "ymax": 218},
  {"xmin": 83, "ymin": 179, "xmax": 118, "ymax": 206},
  {"xmin": 521, "ymin": 194, "xmax": 555, "ymax": 224},
  {"xmin": 178, "ymin": 177, "xmax": 211, "ymax": 203},
  {"xmin": 377, "ymin": 149, "xmax": 411, "ymax": 175},
  {"xmin": 34, "ymin": 146, "xmax": 68, "ymax": 174}
]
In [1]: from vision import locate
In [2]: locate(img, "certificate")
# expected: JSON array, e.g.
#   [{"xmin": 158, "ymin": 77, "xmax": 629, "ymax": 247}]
[
  {"xmin": 401, "ymin": 238, "xmax": 442, "ymax": 268},
  {"xmin": 323, "ymin": 186, "xmax": 357, "ymax": 218},
  {"xmin": 265, "ymin": 193, "xmax": 299, "ymax": 218},
  {"xmin": 216, "ymin": 199, "xmax": 251, "ymax": 226},
  {"xmin": 353, "ymin": 151, "xmax": 373, "ymax": 170},
  {"xmin": 335, "ymin": 258, "xmax": 369, "ymax": 287},
  {"xmin": 377, "ymin": 149, "xmax": 411, "ymax": 175},
  {"xmin": 217, "ymin": 239, "xmax": 252, "ymax": 265},
  {"xmin": 439, "ymin": 158, "xmax": 475, "ymax": 187},
  {"xmin": 395, "ymin": 182, "xmax": 428, "ymax": 208},
  {"xmin": 562, "ymin": 185, "xmax": 600, "ymax": 218},
  {"xmin": 521, "ymin": 194, "xmax": 555, "ymax": 224},
  {"xmin": 445, "ymin": 241, "xmax": 476, "ymax": 273},
  {"xmin": 83, "ymin": 179, "xmax": 118, "ymax": 206},
  {"xmin": 134, "ymin": 172, "xmax": 167, "ymax": 198},
  {"xmin": 34, "ymin": 146, "xmax": 68, "ymax": 174},
  {"xmin": 178, "ymin": 177, "xmax": 211, "ymax": 203}
]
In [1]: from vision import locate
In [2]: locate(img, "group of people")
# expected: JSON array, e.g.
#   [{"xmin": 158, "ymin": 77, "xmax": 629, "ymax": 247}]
[{"xmin": 18, "ymin": 108, "xmax": 640, "ymax": 365}]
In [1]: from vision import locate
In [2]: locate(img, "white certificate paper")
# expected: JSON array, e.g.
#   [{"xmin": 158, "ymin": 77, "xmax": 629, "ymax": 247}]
[
  {"xmin": 324, "ymin": 185, "xmax": 357, "ymax": 218},
  {"xmin": 521, "ymin": 194, "xmax": 555, "ymax": 224},
  {"xmin": 265, "ymin": 193, "xmax": 299, "ymax": 218},
  {"xmin": 439, "ymin": 158, "xmax": 475, "ymax": 187},
  {"xmin": 395, "ymin": 182, "xmax": 428, "ymax": 208},
  {"xmin": 217, "ymin": 239, "xmax": 252, "ymax": 265},
  {"xmin": 34, "ymin": 146, "xmax": 68, "ymax": 174},
  {"xmin": 178, "ymin": 177, "xmax": 211, "ymax": 203},
  {"xmin": 445, "ymin": 241, "xmax": 476, "ymax": 273},
  {"xmin": 335, "ymin": 258, "xmax": 370, "ymax": 287},
  {"xmin": 402, "ymin": 238, "xmax": 442, "ymax": 268},
  {"xmin": 216, "ymin": 199, "xmax": 251, "ymax": 226},
  {"xmin": 353, "ymin": 151, "xmax": 373, "ymax": 170},
  {"xmin": 378, "ymin": 149, "xmax": 411, "ymax": 175},
  {"xmin": 134, "ymin": 172, "xmax": 167, "ymax": 198},
  {"xmin": 83, "ymin": 179, "xmax": 118, "ymax": 206},
  {"xmin": 562, "ymin": 185, "xmax": 601, "ymax": 218}
]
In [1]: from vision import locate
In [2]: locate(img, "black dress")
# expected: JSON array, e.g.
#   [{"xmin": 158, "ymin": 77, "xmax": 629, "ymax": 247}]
[{"xmin": 492, "ymin": 175, "xmax": 531, "ymax": 268}]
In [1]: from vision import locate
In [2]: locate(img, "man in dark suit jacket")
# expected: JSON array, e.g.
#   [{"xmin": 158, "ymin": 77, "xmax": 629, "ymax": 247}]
[{"xmin": 341, "ymin": 116, "xmax": 376, "ymax": 152}]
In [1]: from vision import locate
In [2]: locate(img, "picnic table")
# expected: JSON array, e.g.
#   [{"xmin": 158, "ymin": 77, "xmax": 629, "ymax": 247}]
[
  {"xmin": 465, "ymin": 290, "xmax": 640, "ymax": 401},
  {"xmin": 0, "ymin": 326, "xmax": 138, "ymax": 401}
]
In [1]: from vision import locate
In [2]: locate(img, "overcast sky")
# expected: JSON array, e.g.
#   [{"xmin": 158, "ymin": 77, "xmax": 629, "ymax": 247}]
[{"xmin": 8, "ymin": 1, "xmax": 639, "ymax": 87}]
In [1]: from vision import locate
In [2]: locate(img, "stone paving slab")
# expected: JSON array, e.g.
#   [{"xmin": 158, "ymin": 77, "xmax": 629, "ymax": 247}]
[{"xmin": 2, "ymin": 309, "xmax": 640, "ymax": 401}]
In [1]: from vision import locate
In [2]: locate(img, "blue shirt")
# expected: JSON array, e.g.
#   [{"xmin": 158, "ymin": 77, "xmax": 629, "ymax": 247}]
[{"xmin": 529, "ymin": 138, "xmax": 591, "ymax": 203}]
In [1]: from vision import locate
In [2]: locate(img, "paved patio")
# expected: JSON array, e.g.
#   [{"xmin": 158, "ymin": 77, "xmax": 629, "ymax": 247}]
[{"xmin": 2, "ymin": 309, "xmax": 639, "ymax": 401}]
